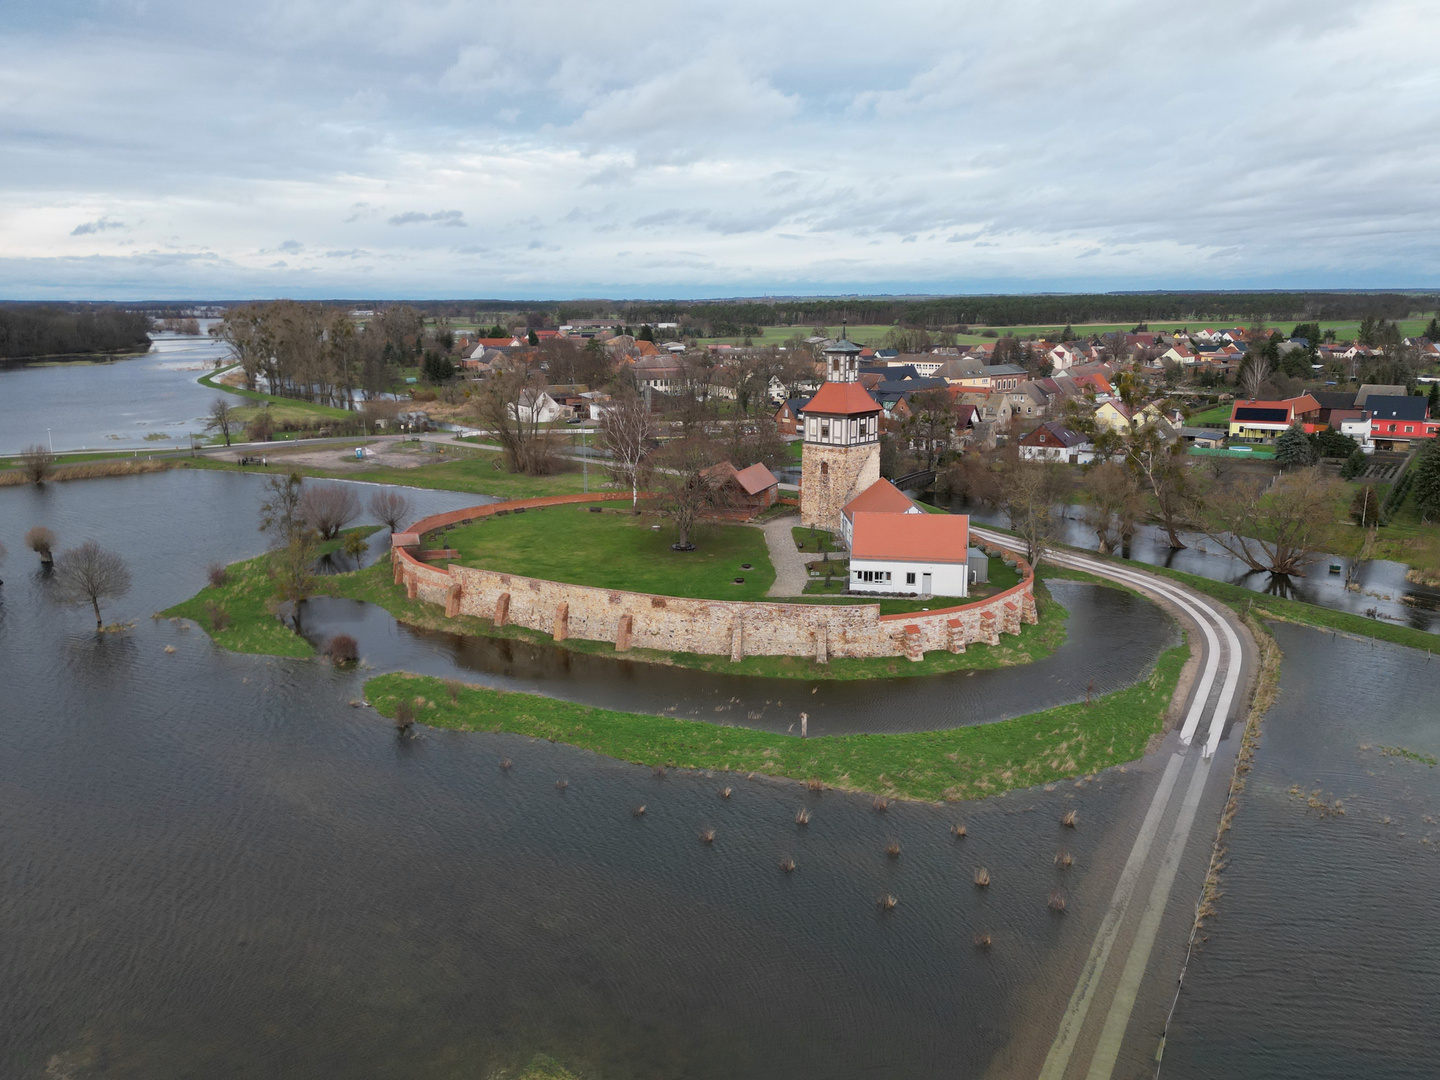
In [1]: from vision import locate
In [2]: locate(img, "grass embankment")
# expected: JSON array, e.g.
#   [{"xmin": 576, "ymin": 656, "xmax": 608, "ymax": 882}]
[
  {"xmin": 441, "ymin": 503, "xmax": 777, "ymax": 600},
  {"xmin": 162, "ymin": 527, "xmax": 381, "ymax": 658},
  {"xmin": 180, "ymin": 446, "xmax": 596, "ymax": 500},
  {"xmin": 199, "ymin": 365, "xmax": 354, "ymax": 421},
  {"xmin": 0, "ymin": 457, "xmax": 175, "ymax": 487},
  {"xmin": 363, "ymin": 641, "xmax": 1185, "ymax": 802}
]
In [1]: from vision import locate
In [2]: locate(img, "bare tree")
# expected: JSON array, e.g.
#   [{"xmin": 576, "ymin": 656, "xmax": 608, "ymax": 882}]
[
  {"xmin": 903, "ymin": 388, "xmax": 958, "ymax": 469},
  {"xmin": 25, "ymin": 525, "xmax": 56, "ymax": 565},
  {"xmin": 1198, "ymin": 467, "xmax": 1340, "ymax": 576},
  {"xmin": 1238, "ymin": 351, "xmax": 1272, "ymax": 401},
  {"xmin": 1081, "ymin": 462, "xmax": 1144, "ymax": 555},
  {"xmin": 269, "ymin": 533, "xmax": 316, "ymax": 629},
  {"xmin": 259, "ymin": 472, "xmax": 306, "ymax": 543},
  {"xmin": 206, "ymin": 397, "xmax": 239, "ymax": 448},
  {"xmin": 368, "ymin": 488, "xmax": 414, "ymax": 533},
  {"xmin": 600, "ymin": 392, "xmax": 656, "ymax": 507},
  {"xmin": 652, "ymin": 437, "xmax": 731, "ymax": 550},
  {"xmin": 52, "ymin": 541, "xmax": 131, "ymax": 629},
  {"xmin": 299, "ymin": 483, "xmax": 361, "ymax": 540},
  {"xmin": 475, "ymin": 366, "xmax": 562, "ymax": 475},
  {"xmin": 20, "ymin": 444, "xmax": 55, "ymax": 485},
  {"xmin": 1125, "ymin": 426, "xmax": 1193, "ymax": 549},
  {"xmin": 998, "ymin": 458, "xmax": 1066, "ymax": 568}
]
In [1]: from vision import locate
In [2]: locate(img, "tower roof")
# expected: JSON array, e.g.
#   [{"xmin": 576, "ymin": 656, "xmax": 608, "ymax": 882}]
[
  {"xmin": 805, "ymin": 381, "xmax": 880, "ymax": 416},
  {"xmin": 824, "ymin": 338, "xmax": 864, "ymax": 354}
]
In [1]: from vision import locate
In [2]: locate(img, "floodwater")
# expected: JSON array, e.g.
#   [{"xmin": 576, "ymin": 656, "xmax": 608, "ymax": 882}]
[
  {"xmin": 1162, "ymin": 623, "xmax": 1440, "ymax": 1079},
  {"xmin": 0, "ymin": 333, "xmax": 233, "ymax": 454},
  {"xmin": 0, "ymin": 470, "xmax": 1188, "ymax": 1078},
  {"xmin": 297, "ymin": 580, "xmax": 1178, "ymax": 735},
  {"xmin": 941, "ymin": 496, "xmax": 1440, "ymax": 634}
]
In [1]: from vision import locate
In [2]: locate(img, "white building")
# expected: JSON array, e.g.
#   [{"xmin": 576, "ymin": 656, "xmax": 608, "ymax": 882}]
[{"xmin": 848, "ymin": 511, "xmax": 972, "ymax": 598}]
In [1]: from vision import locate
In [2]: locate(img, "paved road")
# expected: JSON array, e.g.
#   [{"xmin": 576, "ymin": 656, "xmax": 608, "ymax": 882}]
[{"xmin": 971, "ymin": 526, "xmax": 1252, "ymax": 1080}]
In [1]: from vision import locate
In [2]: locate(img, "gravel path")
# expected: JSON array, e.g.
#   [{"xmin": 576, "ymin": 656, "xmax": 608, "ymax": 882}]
[{"xmin": 759, "ymin": 513, "xmax": 815, "ymax": 597}]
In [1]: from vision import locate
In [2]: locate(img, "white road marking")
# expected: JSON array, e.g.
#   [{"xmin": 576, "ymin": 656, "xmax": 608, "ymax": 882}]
[
  {"xmin": 1084, "ymin": 756, "xmax": 1212, "ymax": 1080},
  {"xmin": 1037, "ymin": 753, "xmax": 1186, "ymax": 1080}
]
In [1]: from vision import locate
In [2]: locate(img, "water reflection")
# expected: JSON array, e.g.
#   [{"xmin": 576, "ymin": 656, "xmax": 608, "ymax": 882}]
[{"xmin": 933, "ymin": 495, "xmax": 1440, "ymax": 634}]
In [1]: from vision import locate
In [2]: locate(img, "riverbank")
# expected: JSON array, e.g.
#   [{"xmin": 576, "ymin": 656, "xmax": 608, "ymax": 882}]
[{"xmin": 363, "ymin": 642, "xmax": 1187, "ymax": 803}]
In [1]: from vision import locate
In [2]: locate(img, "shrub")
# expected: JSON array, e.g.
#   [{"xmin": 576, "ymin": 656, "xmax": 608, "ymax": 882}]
[
  {"xmin": 207, "ymin": 562, "xmax": 230, "ymax": 588},
  {"xmin": 25, "ymin": 525, "xmax": 56, "ymax": 562},
  {"xmin": 205, "ymin": 600, "xmax": 232, "ymax": 631},
  {"xmin": 20, "ymin": 444, "xmax": 56, "ymax": 485},
  {"xmin": 326, "ymin": 633, "xmax": 359, "ymax": 663}
]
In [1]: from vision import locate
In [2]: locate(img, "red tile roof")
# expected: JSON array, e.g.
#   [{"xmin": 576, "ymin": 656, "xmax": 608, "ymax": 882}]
[
  {"xmin": 842, "ymin": 478, "xmax": 916, "ymax": 519},
  {"xmin": 850, "ymin": 511, "xmax": 970, "ymax": 562},
  {"xmin": 804, "ymin": 381, "xmax": 881, "ymax": 416},
  {"xmin": 732, "ymin": 462, "xmax": 779, "ymax": 495}
]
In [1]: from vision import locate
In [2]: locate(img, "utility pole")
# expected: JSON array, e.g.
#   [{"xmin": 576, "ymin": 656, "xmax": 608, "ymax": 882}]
[{"xmin": 581, "ymin": 420, "xmax": 588, "ymax": 494}]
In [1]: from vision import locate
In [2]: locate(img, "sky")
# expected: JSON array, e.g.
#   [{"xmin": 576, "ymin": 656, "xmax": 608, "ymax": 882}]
[{"xmin": 2, "ymin": 0, "xmax": 1438, "ymax": 300}]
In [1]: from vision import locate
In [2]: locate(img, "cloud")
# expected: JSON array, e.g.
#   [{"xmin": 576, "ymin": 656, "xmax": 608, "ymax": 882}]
[
  {"xmin": 71, "ymin": 217, "xmax": 126, "ymax": 236},
  {"xmin": 388, "ymin": 210, "xmax": 467, "ymax": 227},
  {"xmin": 278, "ymin": 239, "xmax": 304, "ymax": 252}
]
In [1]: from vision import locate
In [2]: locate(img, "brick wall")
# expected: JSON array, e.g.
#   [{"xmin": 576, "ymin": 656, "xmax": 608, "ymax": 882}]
[{"xmin": 393, "ymin": 495, "xmax": 1035, "ymax": 662}]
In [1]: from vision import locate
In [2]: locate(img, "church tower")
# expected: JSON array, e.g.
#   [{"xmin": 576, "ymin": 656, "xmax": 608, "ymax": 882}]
[{"xmin": 800, "ymin": 328, "xmax": 882, "ymax": 531}]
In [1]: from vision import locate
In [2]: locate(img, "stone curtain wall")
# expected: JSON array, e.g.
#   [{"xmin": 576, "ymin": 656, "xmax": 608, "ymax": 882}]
[{"xmin": 393, "ymin": 494, "xmax": 1035, "ymax": 662}]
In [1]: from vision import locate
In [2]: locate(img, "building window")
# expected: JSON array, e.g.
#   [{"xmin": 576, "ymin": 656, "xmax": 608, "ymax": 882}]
[
  {"xmin": 906, "ymin": 572, "xmax": 916, "ymax": 585},
  {"xmin": 820, "ymin": 461, "xmax": 828, "ymax": 478},
  {"xmin": 821, "ymin": 420, "xmax": 830, "ymax": 439}
]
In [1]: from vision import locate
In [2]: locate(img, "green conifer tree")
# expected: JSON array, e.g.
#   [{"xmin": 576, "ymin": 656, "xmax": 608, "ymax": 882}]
[
  {"xmin": 1410, "ymin": 438, "xmax": 1440, "ymax": 522},
  {"xmin": 1275, "ymin": 423, "xmax": 1315, "ymax": 468}
]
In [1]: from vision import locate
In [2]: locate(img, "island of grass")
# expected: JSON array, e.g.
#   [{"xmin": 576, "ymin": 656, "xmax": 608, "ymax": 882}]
[{"xmin": 364, "ymin": 641, "xmax": 1188, "ymax": 803}]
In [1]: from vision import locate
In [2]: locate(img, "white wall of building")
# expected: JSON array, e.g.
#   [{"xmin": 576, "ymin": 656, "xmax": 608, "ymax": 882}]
[
  {"xmin": 1018, "ymin": 444, "xmax": 1094, "ymax": 464},
  {"xmin": 849, "ymin": 558, "xmax": 970, "ymax": 597}
]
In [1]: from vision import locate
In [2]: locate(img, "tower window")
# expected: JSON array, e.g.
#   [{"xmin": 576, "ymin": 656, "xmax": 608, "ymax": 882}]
[{"xmin": 820, "ymin": 461, "xmax": 829, "ymax": 477}]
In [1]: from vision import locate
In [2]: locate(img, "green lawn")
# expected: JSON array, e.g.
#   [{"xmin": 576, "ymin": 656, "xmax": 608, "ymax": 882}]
[
  {"xmin": 180, "ymin": 448, "xmax": 598, "ymax": 500},
  {"xmin": 441, "ymin": 501, "xmax": 777, "ymax": 600},
  {"xmin": 199, "ymin": 365, "xmax": 355, "ymax": 420},
  {"xmin": 792, "ymin": 525, "xmax": 838, "ymax": 553},
  {"xmin": 161, "ymin": 527, "xmax": 381, "ymax": 657},
  {"xmin": 364, "ymin": 641, "xmax": 1185, "ymax": 803},
  {"xmin": 1186, "ymin": 403, "xmax": 1232, "ymax": 426}
]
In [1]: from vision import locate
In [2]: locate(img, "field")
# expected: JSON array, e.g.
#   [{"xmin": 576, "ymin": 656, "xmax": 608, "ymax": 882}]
[
  {"xmin": 441, "ymin": 501, "xmax": 777, "ymax": 600},
  {"xmin": 708, "ymin": 317, "xmax": 1436, "ymax": 348},
  {"xmin": 363, "ymin": 641, "xmax": 1186, "ymax": 803}
]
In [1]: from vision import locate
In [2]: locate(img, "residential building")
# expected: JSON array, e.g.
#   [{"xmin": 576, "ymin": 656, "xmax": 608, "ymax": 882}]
[
  {"xmin": 848, "ymin": 510, "xmax": 972, "ymax": 597},
  {"xmin": 1228, "ymin": 395, "xmax": 1322, "ymax": 441},
  {"xmin": 1366, "ymin": 396, "xmax": 1440, "ymax": 449},
  {"xmin": 839, "ymin": 477, "xmax": 923, "ymax": 549},
  {"xmin": 1018, "ymin": 420, "xmax": 1095, "ymax": 464}
]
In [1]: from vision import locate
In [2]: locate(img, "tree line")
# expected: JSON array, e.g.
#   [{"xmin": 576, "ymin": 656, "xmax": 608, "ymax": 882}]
[{"xmin": 0, "ymin": 305, "xmax": 152, "ymax": 360}]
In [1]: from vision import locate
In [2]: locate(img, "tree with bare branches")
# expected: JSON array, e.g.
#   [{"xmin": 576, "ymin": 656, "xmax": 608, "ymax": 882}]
[
  {"xmin": 1238, "ymin": 351, "xmax": 1272, "ymax": 401},
  {"xmin": 1081, "ymin": 461, "xmax": 1144, "ymax": 555},
  {"xmin": 600, "ymin": 391, "xmax": 656, "ymax": 507},
  {"xmin": 52, "ymin": 541, "xmax": 131, "ymax": 629},
  {"xmin": 1197, "ymin": 467, "xmax": 1340, "ymax": 575},
  {"xmin": 259, "ymin": 472, "xmax": 307, "ymax": 544},
  {"xmin": 997, "ymin": 458, "xmax": 1067, "ymax": 568},
  {"xmin": 367, "ymin": 488, "xmax": 414, "ymax": 534},
  {"xmin": 269, "ymin": 533, "xmax": 317, "ymax": 630},
  {"xmin": 299, "ymin": 483, "xmax": 361, "ymax": 540},
  {"xmin": 25, "ymin": 525, "xmax": 56, "ymax": 565},
  {"xmin": 475, "ymin": 366, "xmax": 562, "ymax": 475},
  {"xmin": 1125, "ymin": 426, "xmax": 1193, "ymax": 549},
  {"xmin": 652, "ymin": 437, "xmax": 731, "ymax": 550},
  {"xmin": 20, "ymin": 444, "xmax": 55, "ymax": 485},
  {"xmin": 206, "ymin": 397, "xmax": 239, "ymax": 448}
]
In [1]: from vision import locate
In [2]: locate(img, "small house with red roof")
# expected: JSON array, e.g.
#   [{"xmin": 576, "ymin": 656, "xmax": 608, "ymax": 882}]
[
  {"xmin": 703, "ymin": 460, "xmax": 781, "ymax": 517},
  {"xmin": 839, "ymin": 477, "xmax": 924, "ymax": 549},
  {"xmin": 1228, "ymin": 395, "xmax": 1322, "ymax": 441},
  {"xmin": 848, "ymin": 510, "xmax": 972, "ymax": 597}
]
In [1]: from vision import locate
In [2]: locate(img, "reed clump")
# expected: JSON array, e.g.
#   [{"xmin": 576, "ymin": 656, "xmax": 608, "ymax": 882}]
[
  {"xmin": 0, "ymin": 457, "xmax": 172, "ymax": 488},
  {"xmin": 720, "ymin": 787, "xmax": 732, "ymax": 799},
  {"xmin": 1049, "ymin": 890, "xmax": 1067, "ymax": 912},
  {"xmin": 1055, "ymin": 850, "xmax": 1073, "ymax": 868},
  {"xmin": 499, "ymin": 757, "xmax": 513, "ymax": 771},
  {"xmin": 555, "ymin": 779, "xmax": 568, "ymax": 791},
  {"xmin": 794, "ymin": 808, "xmax": 810, "ymax": 826},
  {"xmin": 879, "ymin": 894, "xmax": 898, "ymax": 911},
  {"xmin": 950, "ymin": 823, "xmax": 967, "ymax": 839},
  {"xmin": 780, "ymin": 857, "xmax": 795, "ymax": 873},
  {"xmin": 1061, "ymin": 809, "xmax": 1078, "ymax": 828},
  {"xmin": 699, "ymin": 829, "xmax": 715, "ymax": 844},
  {"xmin": 884, "ymin": 841, "xmax": 901, "ymax": 859},
  {"xmin": 653, "ymin": 765, "xmax": 667, "ymax": 779},
  {"xmin": 973, "ymin": 867, "xmax": 990, "ymax": 887},
  {"xmin": 872, "ymin": 797, "xmax": 888, "ymax": 813},
  {"xmin": 806, "ymin": 778, "xmax": 824, "ymax": 793},
  {"xmin": 632, "ymin": 804, "xmax": 646, "ymax": 817},
  {"xmin": 973, "ymin": 932, "xmax": 991, "ymax": 949}
]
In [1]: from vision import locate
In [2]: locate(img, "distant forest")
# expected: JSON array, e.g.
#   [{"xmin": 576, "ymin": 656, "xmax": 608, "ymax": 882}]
[
  {"xmin": 400, "ymin": 291, "xmax": 1439, "ymax": 337},
  {"xmin": 0, "ymin": 305, "xmax": 153, "ymax": 360}
]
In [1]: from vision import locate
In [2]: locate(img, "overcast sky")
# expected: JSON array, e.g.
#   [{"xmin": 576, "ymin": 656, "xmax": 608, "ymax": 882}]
[{"xmin": 3, "ymin": 0, "xmax": 1437, "ymax": 300}]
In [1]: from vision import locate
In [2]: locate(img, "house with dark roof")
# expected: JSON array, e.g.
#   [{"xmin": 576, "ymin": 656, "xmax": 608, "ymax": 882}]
[
  {"xmin": 1366, "ymin": 396, "xmax": 1440, "ymax": 449},
  {"xmin": 1018, "ymin": 420, "xmax": 1095, "ymax": 464},
  {"xmin": 1228, "ymin": 395, "xmax": 1322, "ymax": 441},
  {"xmin": 774, "ymin": 396, "xmax": 810, "ymax": 436}
]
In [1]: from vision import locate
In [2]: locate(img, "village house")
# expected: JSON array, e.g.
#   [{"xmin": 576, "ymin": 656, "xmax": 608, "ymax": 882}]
[
  {"xmin": 1018, "ymin": 420, "xmax": 1095, "ymax": 464},
  {"xmin": 703, "ymin": 461, "xmax": 781, "ymax": 518},
  {"xmin": 848, "ymin": 510, "xmax": 974, "ymax": 597},
  {"xmin": 1366, "ymin": 396, "xmax": 1440, "ymax": 450},
  {"xmin": 838, "ymin": 477, "xmax": 924, "ymax": 549},
  {"xmin": 1227, "ymin": 394, "xmax": 1322, "ymax": 442}
]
